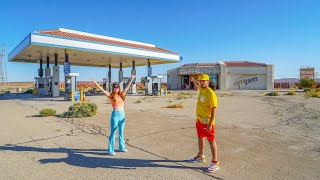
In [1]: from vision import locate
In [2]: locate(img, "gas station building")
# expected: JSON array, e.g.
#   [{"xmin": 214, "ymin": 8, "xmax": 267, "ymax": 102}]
[
  {"xmin": 167, "ymin": 61, "xmax": 274, "ymax": 90},
  {"xmin": 8, "ymin": 28, "xmax": 182, "ymax": 99}
]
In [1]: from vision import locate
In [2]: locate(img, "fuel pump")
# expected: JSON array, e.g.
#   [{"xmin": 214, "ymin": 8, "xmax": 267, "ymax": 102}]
[
  {"xmin": 123, "ymin": 77, "xmax": 131, "ymax": 93},
  {"xmin": 35, "ymin": 77, "xmax": 45, "ymax": 95},
  {"xmin": 44, "ymin": 76, "xmax": 52, "ymax": 96},
  {"xmin": 144, "ymin": 76, "xmax": 162, "ymax": 95},
  {"xmin": 122, "ymin": 77, "xmax": 136, "ymax": 94},
  {"xmin": 65, "ymin": 73, "xmax": 79, "ymax": 101},
  {"xmin": 103, "ymin": 78, "xmax": 109, "ymax": 92}
]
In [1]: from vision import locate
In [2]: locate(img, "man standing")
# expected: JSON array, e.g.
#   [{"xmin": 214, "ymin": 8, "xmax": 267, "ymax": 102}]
[{"xmin": 190, "ymin": 74, "xmax": 220, "ymax": 173}]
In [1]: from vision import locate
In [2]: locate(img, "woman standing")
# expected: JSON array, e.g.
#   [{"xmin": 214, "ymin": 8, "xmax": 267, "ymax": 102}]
[{"xmin": 92, "ymin": 74, "xmax": 136, "ymax": 156}]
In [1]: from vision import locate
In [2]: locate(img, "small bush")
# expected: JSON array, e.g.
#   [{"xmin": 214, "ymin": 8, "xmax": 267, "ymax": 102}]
[
  {"xmin": 176, "ymin": 92, "xmax": 193, "ymax": 99},
  {"xmin": 165, "ymin": 103, "xmax": 183, "ymax": 108},
  {"xmin": 39, "ymin": 108, "xmax": 56, "ymax": 117},
  {"xmin": 266, "ymin": 92, "xmax": 280, "ymax": 96},
  {"xmin": 180, "ymin": 92, "xmax": 192, "ymax": 95},
  {"xmin": 221, "ymin": 92, "xmax": 234, "ymax": 97},
  {"xmin": 287, "ymin": 91, "xmax": 296, "ymax": 96},
  {"xmin": 135, "ymin": 99, "xmax": 142, "ymax": 103},
  {"xmin": 24, "ymin": 89, "xmax": 33, "ymax": 94},
  {"xmin": 305, "ymin": 91, "xmax": 320, "ymax": 97},
  {"xmin": 176, "ymin": 94, "xmax": 186, "ymax": 100},
  {"xmin": 167, "ymin": 91, "xmax": 171, "ymax": 94},
  {"xmin": 304, "ymin": 88, "xmax": 312, "ymax": 92},
  {"xmin": 315, "ymin": 88, "xmax": 320, "ymax": 92},
  {"xmin": 61, "ymin": 102, "xmax": 97, "ymax": 118},
  {"xmin": 300, "ymin": 77, "xmax": 317, "ymax": 89},
  {"xmin": 290, "ymin": 86, "xmax": 299, "ymax": 91}
]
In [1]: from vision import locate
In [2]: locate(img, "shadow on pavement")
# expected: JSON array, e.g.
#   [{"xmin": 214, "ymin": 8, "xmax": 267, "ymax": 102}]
[
  {"xmin": 0, "ymin": 145, "xmax": 213, "ymax": 172},
  {"xmin": 0, "ymin": 93, "xmax": 65, "ymax": 101}
]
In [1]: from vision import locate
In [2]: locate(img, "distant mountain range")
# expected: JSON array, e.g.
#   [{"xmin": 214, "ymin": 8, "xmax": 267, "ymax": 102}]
[{"xmin": 275, "ymin": 78, "xmax": 320, "ymax": 83}]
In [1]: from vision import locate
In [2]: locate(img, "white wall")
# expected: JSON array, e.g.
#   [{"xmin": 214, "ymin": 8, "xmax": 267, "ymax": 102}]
[
  {"xmin": 167, "ymin": 63, "xmax": 274, "ymax": 91},
  {"xmin": 225, "ymin": 66, "xmax": 270, "ymax": 90},
  {"xmin": 167, "ymin": 68, "xmax": 181, "ymax": 90},
  {"xmin": 227, "ymin": 66, "xmax": 267, "ymax": 75},
  {"xmin": 218, "ymin": 61, "xmax": 227, "ymax": 90},
  {"xmin": 266, "ymin": 64, "xmax": 274, "ymax": 90},
  {"xmin": 226, "ymin": 75, "xmax": 267, "ymax": 90}
]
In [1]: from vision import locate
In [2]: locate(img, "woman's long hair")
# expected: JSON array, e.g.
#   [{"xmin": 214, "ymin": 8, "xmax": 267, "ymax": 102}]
[{"xmin": 110, "ymin": 85, "xmax": 125, "ymax": 101}]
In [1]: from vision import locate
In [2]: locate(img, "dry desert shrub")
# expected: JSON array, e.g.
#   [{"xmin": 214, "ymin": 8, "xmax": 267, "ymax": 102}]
[
  {"xmin": 164, "ymin": 103, "xmax": 183, "ymax": 108},
  {"xmin": 221, "ymin": 92, "xmax": 234, "ymax": 97},
  {"xmin": 305, "ymin": 91, "xmax": 320, "ymax": 98},
  {"xmin": 266, "ymin": 92, "xmax": 280, "ymax": 96},
  {"xmin": 135, "ymin": 99, "xmax": 142, "ymax": 103},
  {"xmin": 23, "ymin": 89, "xmax": 33, "ymax": 94},
  {"xmin": 304, "ymin": 88, "xmax": 312, "ymax": 92},
  {"xmin": 176, "ymin": 92, "xmax": 194, "ymax": 100},
  {"xmin": 61, "ymin": 102, "xmax": 97, "ymax": 118},
  {"xmin": 39, "ymin": 108, "xmax": 56, "ymax": 117},
  {"xmin": 134, "ymin": 97, "xmax": 149, "ymax": 103},
  {"xmin": 0, "ymin": 90, "xmax": 10, "ymax": 93},
  {"xmin": 286, "ymin": 91, "xmax": 297, "ymax": 96},
  {"xmin": 180, "ymin": 92, "xmax": 194, "ymax": 95}
]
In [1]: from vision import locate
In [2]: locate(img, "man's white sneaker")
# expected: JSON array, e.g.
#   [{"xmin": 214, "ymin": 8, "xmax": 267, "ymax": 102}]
[{"xmin": 208, "ymin": 161, "xmax": 220, "ymax": 173}]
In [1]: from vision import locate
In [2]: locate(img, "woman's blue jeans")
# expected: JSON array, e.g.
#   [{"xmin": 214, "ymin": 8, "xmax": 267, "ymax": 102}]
[{"xmin": 108, "ymin": 110, "xmax": 126, "ymax": 154}]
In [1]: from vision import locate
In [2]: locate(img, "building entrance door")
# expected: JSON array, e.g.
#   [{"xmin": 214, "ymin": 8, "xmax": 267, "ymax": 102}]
[
  {"xmin": 183, "ymin": 75, "xmax": 189, "ymax": 90},
  {"xmin": 209, "ymin": 74, "xmax": 219, "ymax": 90}
]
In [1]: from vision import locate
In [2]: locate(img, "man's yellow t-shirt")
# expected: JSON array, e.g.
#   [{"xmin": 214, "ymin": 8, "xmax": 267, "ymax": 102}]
[{"xmin": 196, "ymin": 86, "xmax": 218, "ymax": 125}]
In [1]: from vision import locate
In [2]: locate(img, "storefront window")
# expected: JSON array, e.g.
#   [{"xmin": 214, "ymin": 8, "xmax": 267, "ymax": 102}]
[{"xmin": 209, "ymin": 74, "xmax": 219, "ymax": 89}]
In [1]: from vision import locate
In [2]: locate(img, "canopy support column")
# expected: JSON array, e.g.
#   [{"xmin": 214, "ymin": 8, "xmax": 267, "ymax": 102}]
[
  {"xmin": 52, "ymin": 54, "xmax": 60, "ymax": 97},
  {"xmin": 119, "ymin": 63, "xmax": 123, "ymax": 91},
  {"xmin": 131, "ymin": 61, "xmax": 136, "ymax": 94}
]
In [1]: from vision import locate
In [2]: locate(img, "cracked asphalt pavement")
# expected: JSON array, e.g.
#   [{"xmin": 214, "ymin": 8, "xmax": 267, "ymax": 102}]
[{"xmin": 1, "ymin": 91, "xmax": 319, "ymax": 179}]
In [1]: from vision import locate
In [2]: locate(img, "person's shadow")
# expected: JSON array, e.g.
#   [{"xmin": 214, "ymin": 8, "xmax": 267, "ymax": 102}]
[
  {"xmin": 0, "ymin": 144, "xmax": 222, "ymax": 178},
  {"xmin": 0, "ymin": 145, "xmax": 223, "ymax": 179}
]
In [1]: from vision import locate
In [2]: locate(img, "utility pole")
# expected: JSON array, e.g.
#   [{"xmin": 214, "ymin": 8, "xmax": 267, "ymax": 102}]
[{"xmin": 0, "ymin": 44, "xmax": 8, "ymax": 86}]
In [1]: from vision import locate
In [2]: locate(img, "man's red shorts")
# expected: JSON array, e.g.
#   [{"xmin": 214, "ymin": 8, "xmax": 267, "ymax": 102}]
[{"xmin": 196, "ymin": 121, "xmax": 215, "ymax": 141}]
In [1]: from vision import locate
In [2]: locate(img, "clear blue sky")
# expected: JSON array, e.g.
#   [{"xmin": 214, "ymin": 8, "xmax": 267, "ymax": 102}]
[{"xmin": 1, "ymin": 0, "xmax": 320, "ymax": 82}]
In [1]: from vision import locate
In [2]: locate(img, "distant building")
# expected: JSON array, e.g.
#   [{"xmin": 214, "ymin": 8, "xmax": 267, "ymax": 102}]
[
  {"xmin": 300, "ymin": 68, "xmax": 315, "ymax": 79},
  {"xmin": 167, "ymin": 61, "xmax": 274, "ymax": 90}
]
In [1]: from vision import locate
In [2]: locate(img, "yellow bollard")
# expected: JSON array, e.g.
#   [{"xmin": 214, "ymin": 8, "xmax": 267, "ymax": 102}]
[
  {"xmin": 159, "ymin": 88, "xmax": 162, "ymax": 96},
  {"xmin": 71, "ymin": 90, "xmax": 74, "ymax": 102},
  {"xmin": 33, "ymin": 88, "xmax": 37, "ymax": 95},
  {"xmin": 80, "ymin": 90, "xmax": 83, "ymax": 101}
]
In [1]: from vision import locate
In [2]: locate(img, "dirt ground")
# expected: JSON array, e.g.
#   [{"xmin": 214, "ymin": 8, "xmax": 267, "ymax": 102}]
[{"xmin": 0, "ymin": 90, "xmax": 319, "ymax": 179}]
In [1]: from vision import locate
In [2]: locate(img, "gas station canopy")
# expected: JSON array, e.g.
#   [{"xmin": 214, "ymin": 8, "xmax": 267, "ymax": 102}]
[{"xmin": 8, "ymin": 28, "xmax": 182, "ymax": 68}]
